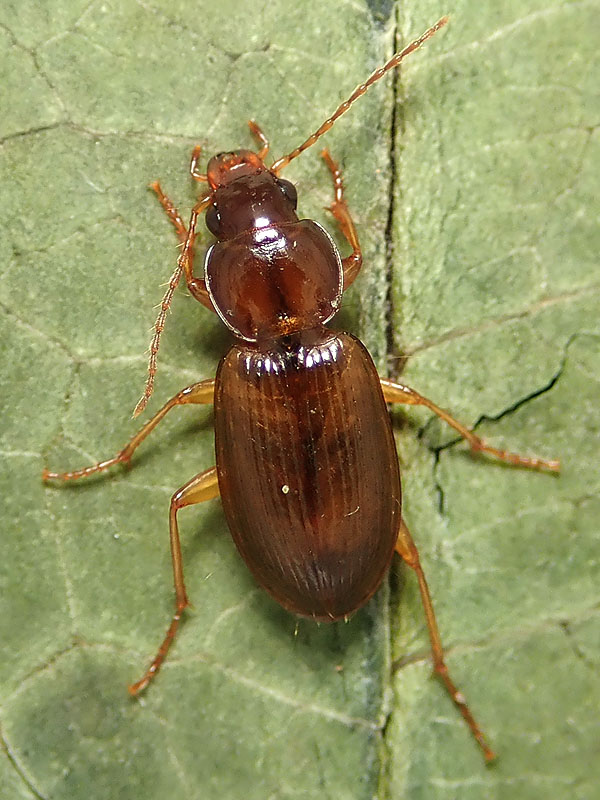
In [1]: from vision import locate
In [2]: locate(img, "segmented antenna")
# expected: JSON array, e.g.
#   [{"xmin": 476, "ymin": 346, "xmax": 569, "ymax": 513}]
[
  {"xmin": 271, "ymin": 16, "xmax": 448, "ymax": 174},
  {"xmin": 133, "ymin": 259, "xmax": 184, "ymax": 418},
  {"xmin": 134, "ymin": 187, "xmax": 211, "ymax": 417}
]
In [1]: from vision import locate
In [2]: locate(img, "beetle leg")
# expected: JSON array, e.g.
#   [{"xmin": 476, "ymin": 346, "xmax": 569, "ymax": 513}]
[
  {"xmin": 129, "ymin": 466, "xmax": 220, "ymax": 695},
  {"xmin": 381, "ymin": 379, "xmax": 560, "ymax": 472},
  {"xmin": 247, "ymin": 120, "xmax": 270, "ymax": 160},
  {"xmin": 150, "ymin": 180, "xmax": 187, "ymax": 237},
  {"xmin": 394, "ymin": 517, "xmax": 496, "ymax": 762},
  {"xmin": 189, "ymin": 144, "xmax": 208, "ymax": 182},
  {"xmin": 178, "ymin": 194, "xmax": 213, "ymax": 303},
  {"xmin": 43, "ymin": 379, "xmax": 215, "ymax": 482},
  {"xmin": 150, "ymin": 181, "xmax": 214, "ymax": 313},
  {"xmin": 320, "ymin": 148, "xmax": 363, "ymax": 288}
]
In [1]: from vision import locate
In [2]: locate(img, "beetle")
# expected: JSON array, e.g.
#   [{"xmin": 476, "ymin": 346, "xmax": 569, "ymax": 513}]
[{"xmin": 43, "ymin": 17, "xmax": 559, "ymax": 762}]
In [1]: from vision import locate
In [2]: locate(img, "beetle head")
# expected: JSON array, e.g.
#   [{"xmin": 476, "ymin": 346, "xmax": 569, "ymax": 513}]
[
  {"xmin": 204, "ymin": 152, "xmax": 298, "ymax": 241},
  {"xmin": 206, "ymin": 149, "xmax": 265, "ymax": 189}
]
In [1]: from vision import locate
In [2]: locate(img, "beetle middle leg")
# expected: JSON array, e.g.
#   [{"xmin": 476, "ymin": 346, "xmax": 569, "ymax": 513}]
[
  {"xmin": 321, "ymin": 148, "xmax": 363, "ymax": 288},
  {"xmin": 394, "ymin": 517, "xmax": 496, "ymax": 762},
  {"xmin": 43, "ymin": 379, "xmax": 215, "ymax": 482},
  {"xmin": 381, "ymin": 379, "xmax": 560, "ymax": 471},
  {"xmin": 129, "ymin": 465, "xmax": 220, "ymax": 695}
]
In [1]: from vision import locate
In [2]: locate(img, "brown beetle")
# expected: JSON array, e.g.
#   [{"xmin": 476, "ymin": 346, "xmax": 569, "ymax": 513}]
[{"xmin": 44, "ymin": 17, "xmax": 559, "ymax": 761}]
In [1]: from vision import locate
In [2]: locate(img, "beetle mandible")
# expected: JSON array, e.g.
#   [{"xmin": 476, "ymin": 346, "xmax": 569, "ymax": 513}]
[{"xmin": 44, "ymin": 17, "xmax": 560, "ymax": 762}]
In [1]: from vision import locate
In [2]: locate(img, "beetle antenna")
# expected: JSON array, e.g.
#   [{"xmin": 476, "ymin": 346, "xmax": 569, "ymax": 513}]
[
  {"xmin": 133, "ymin": 259, "xmax": 184, "ymax": 417},
  {"xmin": 134, "ymin": 186, "xmax": 211, "ymax": 417},
  {"xmin": 271, "ymin": 16, "xmax": 448, "ymax": 174}
]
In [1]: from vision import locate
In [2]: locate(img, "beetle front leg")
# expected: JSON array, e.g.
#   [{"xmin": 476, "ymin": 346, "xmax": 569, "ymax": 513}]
[
  {"xmin": 381, "ymin": 379, "xmax": 560, "ymax": 472},
  {"xmin": 43, "ymin": 379, "xmax": 215, "ymax": 482},
  {"xmin": 321, "ymin": 149, "xmax": 363, "ymax": 288},
  {"xmin": 150, "ymin": 180, "xmax": 214, "ymax": 312},
  {"xmin": 247, "ymin": 119, "xmax": 270, "ymax": 160},
  {"xmin": 129, "ymin": 466, "xmax": 220, "ymax": 695},
  {"xmin": 189, "ymin": 144, "xmax": 207, "ymax": 183},
  {"xmin": 394, "ymin": 517, "xmax": 496, "ymax": 762}
]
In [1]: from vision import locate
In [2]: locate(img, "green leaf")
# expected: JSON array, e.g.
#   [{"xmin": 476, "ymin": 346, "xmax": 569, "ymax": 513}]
[
  {"xmin": 1, "ymin": 2, "xmax": 598, "ymax": 799},
  {"xmin": 386, "ymin": 2, "xmax": 600, "ymax": 797}
]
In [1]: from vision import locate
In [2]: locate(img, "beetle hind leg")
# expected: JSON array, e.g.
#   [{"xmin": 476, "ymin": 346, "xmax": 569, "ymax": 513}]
[
  {"xmin": 129, "ymin": 466, "xmax": 220, "ymax": 695},
  {"xmin": 395, "ymin": 518, "xmax": 496, "ymax": 762}
]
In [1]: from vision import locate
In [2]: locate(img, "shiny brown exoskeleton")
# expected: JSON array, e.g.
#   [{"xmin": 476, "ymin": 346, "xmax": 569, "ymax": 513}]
[{"xmin": 44, "ymin": 18, "xmax": 560, "ymax": 762}]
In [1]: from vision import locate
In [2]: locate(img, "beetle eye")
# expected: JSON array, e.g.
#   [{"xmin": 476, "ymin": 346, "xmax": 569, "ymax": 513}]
[
  {"xmin": 205, "ymin": 204, "xmax": 221, "ymax": 236},
  {"xmin": 277, "ymin": 178, "xmax": 297, "ymax": 209}
]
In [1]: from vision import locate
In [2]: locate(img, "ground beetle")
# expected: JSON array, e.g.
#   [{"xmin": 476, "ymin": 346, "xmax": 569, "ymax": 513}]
[{"xmin": 44, "ymin": 18, "xmax": 559, "ymax": 761}]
